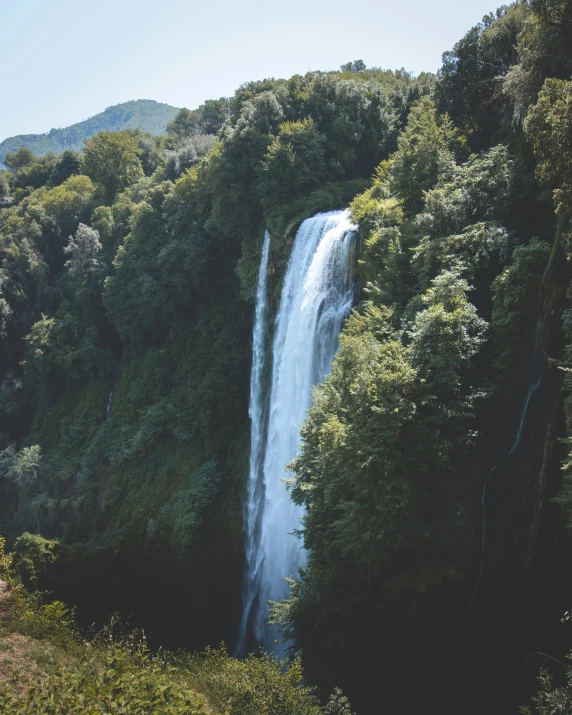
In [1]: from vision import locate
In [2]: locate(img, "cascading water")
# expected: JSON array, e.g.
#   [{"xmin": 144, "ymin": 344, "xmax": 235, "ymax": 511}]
[
  {"xmin": 238, "ymin": 210, "xmax": 356, "ymax": 656},
  {"xmin": 237, "ymin": 231, "xmax": 272, "ymax": 653},
  {"xmin": 105, "ymin": 390, "xmax": 114, "ymax": 421}
]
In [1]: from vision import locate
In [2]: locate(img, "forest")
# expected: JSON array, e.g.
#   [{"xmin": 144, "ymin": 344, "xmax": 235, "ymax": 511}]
[{"xmin": 0, "ymin": 1, "xmax": 572, "ymax": 712}]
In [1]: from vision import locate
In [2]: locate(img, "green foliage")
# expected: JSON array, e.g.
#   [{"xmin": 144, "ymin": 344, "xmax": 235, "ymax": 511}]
[
  {"xmin": 82, "ymin": 131, "xmax": 144, "ymax": 203},
  {"xmin": 164, "ymin": 134, "xmax": 216, "ymax": 180},
  {"xmin": 504, "ymin": 0, "xmax": 572, "ymax": 123},
  {"xmin": 282, "ymin": 267, "xmax": 487, "ymax": 693},
  {"xmin": 0, "ymin": 536, "xmax": 12, "ymax": 581},
  {"xmin": 153, "ymin": 460, "xmax": 222, "ymax": 553},
  {"xmin": 304, "ymin": 74, "xmax": 396, "ymax": 176},
  {"xmin": 167, "ymin": 98, "xmax": 230, "ymax": 138},
  {"xmin": 63, "ymin": 223, "xmax": 104, "ymax": 298},
  {"xmin": 389, "ymin": 97, "xmax": 453, "ymax": 214},
  {"xmin": 18, "ymin": 600, "xmax": 73, "ymax": 645},
  {"xmin": 0, "ymin": 444, "xmax": 41, "ymax": 488},
  {"xmin": 260, "ymin": 119, "xmax": 326, "ymax": 209},
  {"xmin": 0, "ymin": 646, "xmax": 207, "ymax": 714},
  {"xmin": 520, "ymin": 655, "xmax": 572, "ymax": 714},
  {"xmin": 39, "ymin": 174, "xmax": 98, "ymax": 261},
  {"xmin": 525, "ymin": 78, "xmax": 572, "ymax": 214},
  {"xmin": 437, "ymin": 4, "xmax": 529, "ymax": 146},
  {"xmin": 5, "ymin": 148, "xmax": 35, "ymax": 171},
  {"xmin": 6, "ymin": 151, "xmax": 57, "ymax": 192},
  {"xmin": 186, "ymin": 646, "xmax": 323, "ymax": 715},
  {"xmin": 22, "ymin": 308, "xmax": 109, "ymax": 396},
  {"xmin": 49, "ymin": 150, "xmax": 82, "ymax": 186},
  {"xmin": 0, "ymin": 170, "xmax": 11, "ymax": 197},
  {"xmin": 415, "ymin": 144, "xmax": 514, "ymax": 239},
  {"xmin": 339, "ymin": 60, "xmax": 366, "ymax": 74},
  {"xmin": 11, "ymin": 532, "xmax": 60, "ymax": 590},
  {"xmin": 412, "ymin": 221, "xmax": 510, "ymax": 288},
  {"xmin": 492, "ymin": 238, "xmax": 550, "ymax": 371}
]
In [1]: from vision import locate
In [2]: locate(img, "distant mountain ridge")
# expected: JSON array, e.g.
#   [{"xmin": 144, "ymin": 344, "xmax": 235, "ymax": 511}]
[{"xmin": 0, "ymin": 99, "xmax": 181, "ymax": 163}]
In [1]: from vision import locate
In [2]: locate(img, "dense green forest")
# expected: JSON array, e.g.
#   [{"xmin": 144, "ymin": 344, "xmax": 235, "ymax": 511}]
[
  {"xmin": 0, "ymin": 100, "xmax": 180, "ymax": 166},
  {"xmin": 1, "ymin": 1, "xmax": 572, "ymax": 712}
]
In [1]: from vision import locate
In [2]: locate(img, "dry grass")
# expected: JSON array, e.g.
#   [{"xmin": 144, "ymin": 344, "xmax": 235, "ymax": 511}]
[{"xmin": 0, "ymin": 580, "xmax": 68, "ymax": 696}]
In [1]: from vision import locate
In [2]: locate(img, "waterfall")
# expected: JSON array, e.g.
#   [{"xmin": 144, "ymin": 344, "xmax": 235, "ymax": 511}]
[
  {"xmin": 238, "ymin": 210, "xmax": 356, "ymax": 655},
  {"xmin": 105, "ymin": 390, "xmax": 114, "ymax": 421},
  {"xmin": 237, "ymin": 230, "xmax": 272, "ymax": 653}
]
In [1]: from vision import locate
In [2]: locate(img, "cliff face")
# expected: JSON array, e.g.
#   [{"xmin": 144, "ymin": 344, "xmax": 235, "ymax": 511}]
[{"xmin": 460, "ymin": 217, "xmax": 572, "ymax": 714}]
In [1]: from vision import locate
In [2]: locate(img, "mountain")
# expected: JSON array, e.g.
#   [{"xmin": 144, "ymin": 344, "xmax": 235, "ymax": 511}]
[{"xmin": 0, "ymin": 99, "xmax": 180, "ymax": 163}]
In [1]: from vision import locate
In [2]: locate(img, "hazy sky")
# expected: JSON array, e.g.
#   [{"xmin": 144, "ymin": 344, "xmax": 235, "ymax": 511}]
[{"xmin": 1, "ymin": 0, "xmax": 498, "ymax": 142}]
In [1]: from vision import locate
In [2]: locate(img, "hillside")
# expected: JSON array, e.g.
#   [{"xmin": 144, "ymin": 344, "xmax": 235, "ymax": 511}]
[
  {"xmin": 0, "ymin": 537, "xmax": 331, "ymax": 714},
  {"xmin": 0, "ymin": 100, "xmax": 180, "ymax": 164}
]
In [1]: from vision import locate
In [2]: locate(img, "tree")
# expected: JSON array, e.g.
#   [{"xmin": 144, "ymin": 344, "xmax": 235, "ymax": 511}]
[
  {"xmin": 340, "ymin": 60, "xmax": 366, "ymax": 73},
  {"xmin": 437, "ymin": 4, "xmax": 528, "ymax": 145},
  {"xmin": 82, "ymin": 132, "xmax": 143, "ymax": 203},
  {"xmin": 200, "ymin": 98, "xmax": 231, "ymax": 134},
  {"xmin": 49, "ymin": 150, "xmax": 82, "ymax": 186},
  {"xmin": 304, "ymin": 75, "xmax": 396, "ymax": 177},
  {"xmin": 208, "ymin": 91, "xmax": 284, "ymax": 236},
  {"xmin": 64, "ymin": 223, "xmax": 104, "ymax": 296},
  {"xmin": 259, "ymin": 119, "xmax": 326, "ymax": 208},
  {"xmin": 492, "ymin": 238, "xmax": 550, "ymax": 371},
  {"xmin": 0, "ymin": 171, "xmax": 10, "ymax": 197},
  {"xmin": 281, "ymin": 270, "xmax": 487, "ymax": 704},
  {"xmin": 0, "ymin": 443, "xmax": 41, "ymax": 488},
  {"xmin": 503, "ymin": 0, "xmax": 572, "ymax": 122},
  {"xmin": 524, "ymin": 78, "xmax": 572, "ymax": 214},
  {"xmin": 389, "ymin": 97, "xmax": 453, "ymax": 215},
  {"xmin": 167, "ymin": 107, "xmax": 200, "ymax": 138},
  {"xmin": 4, "ymin": 147, "xmax": 35, "ymax": 172}
]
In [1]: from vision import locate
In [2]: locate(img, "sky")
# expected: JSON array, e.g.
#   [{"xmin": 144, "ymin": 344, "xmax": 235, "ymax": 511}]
[{"xmin": 1, "ymin": 0, "xmax": 499, "ymax": 143}]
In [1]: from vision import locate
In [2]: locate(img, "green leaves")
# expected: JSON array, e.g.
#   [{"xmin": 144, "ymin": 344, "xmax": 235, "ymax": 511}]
[
  {"xmin": 525, "ymin": 78, "xmax": 572, "ymax": 215},
  {"xmin": 82, "ymin": 132, "xmax": 144, "ymax": 204},
  {"xmin": 389, "ymin": 97, "xmax": 453, "ymax": 215},
  {"xmin": 0, "ymin": 444, "xmax": 41, "ymax": 489},
  {"xmin": 0, "ymin": 647, "xmax": 208, "ymax": 715},
  {"xmin": 259, "ymin": 119, "xmax": 326, "ymax": 210}
]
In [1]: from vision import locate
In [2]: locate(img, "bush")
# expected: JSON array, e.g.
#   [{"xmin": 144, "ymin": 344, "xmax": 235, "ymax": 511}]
[
  {"xmin": 11, "ymin": 532, "xmax": 60, "ymax": 591},
  {"xmin": 186, "ymin": 645, "xmax": 323, "ymax": 715},
  {"xmin": 0, "ymin": 647, "xmax": 207, "ymax": 715}
]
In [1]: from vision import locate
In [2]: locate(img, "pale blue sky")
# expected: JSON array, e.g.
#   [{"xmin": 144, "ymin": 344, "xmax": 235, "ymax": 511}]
[{"xmin": 1, "ymin": 0, "xmax": 499, "ymax": 142}]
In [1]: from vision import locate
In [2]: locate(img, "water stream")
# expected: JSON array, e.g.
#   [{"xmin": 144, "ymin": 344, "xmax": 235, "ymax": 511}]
[
  {"xmin": 238, "ymin": 210, "xmax": 356, "ymax": 655},
  {"xmin": 105, "ymin": 390, "xmax": 114, "ymax": 421},
  {"xmin": 237, "ymin": 231, "xmax": 272, "ymax": 654}
]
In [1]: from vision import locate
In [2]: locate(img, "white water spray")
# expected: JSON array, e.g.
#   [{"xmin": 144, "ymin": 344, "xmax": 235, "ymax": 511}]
[{"xmin": 239, "ymin": 210, "xmax": 356, "ymax": 655}]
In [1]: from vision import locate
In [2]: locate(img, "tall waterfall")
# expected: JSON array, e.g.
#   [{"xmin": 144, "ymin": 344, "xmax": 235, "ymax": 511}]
[
  {"xmin": 237, "ymin": 230, "xmax": 271, "ymax": 653},
  {"xmin": 238, "ymin": 210, "xmax": 356, "ymax": 655}
]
